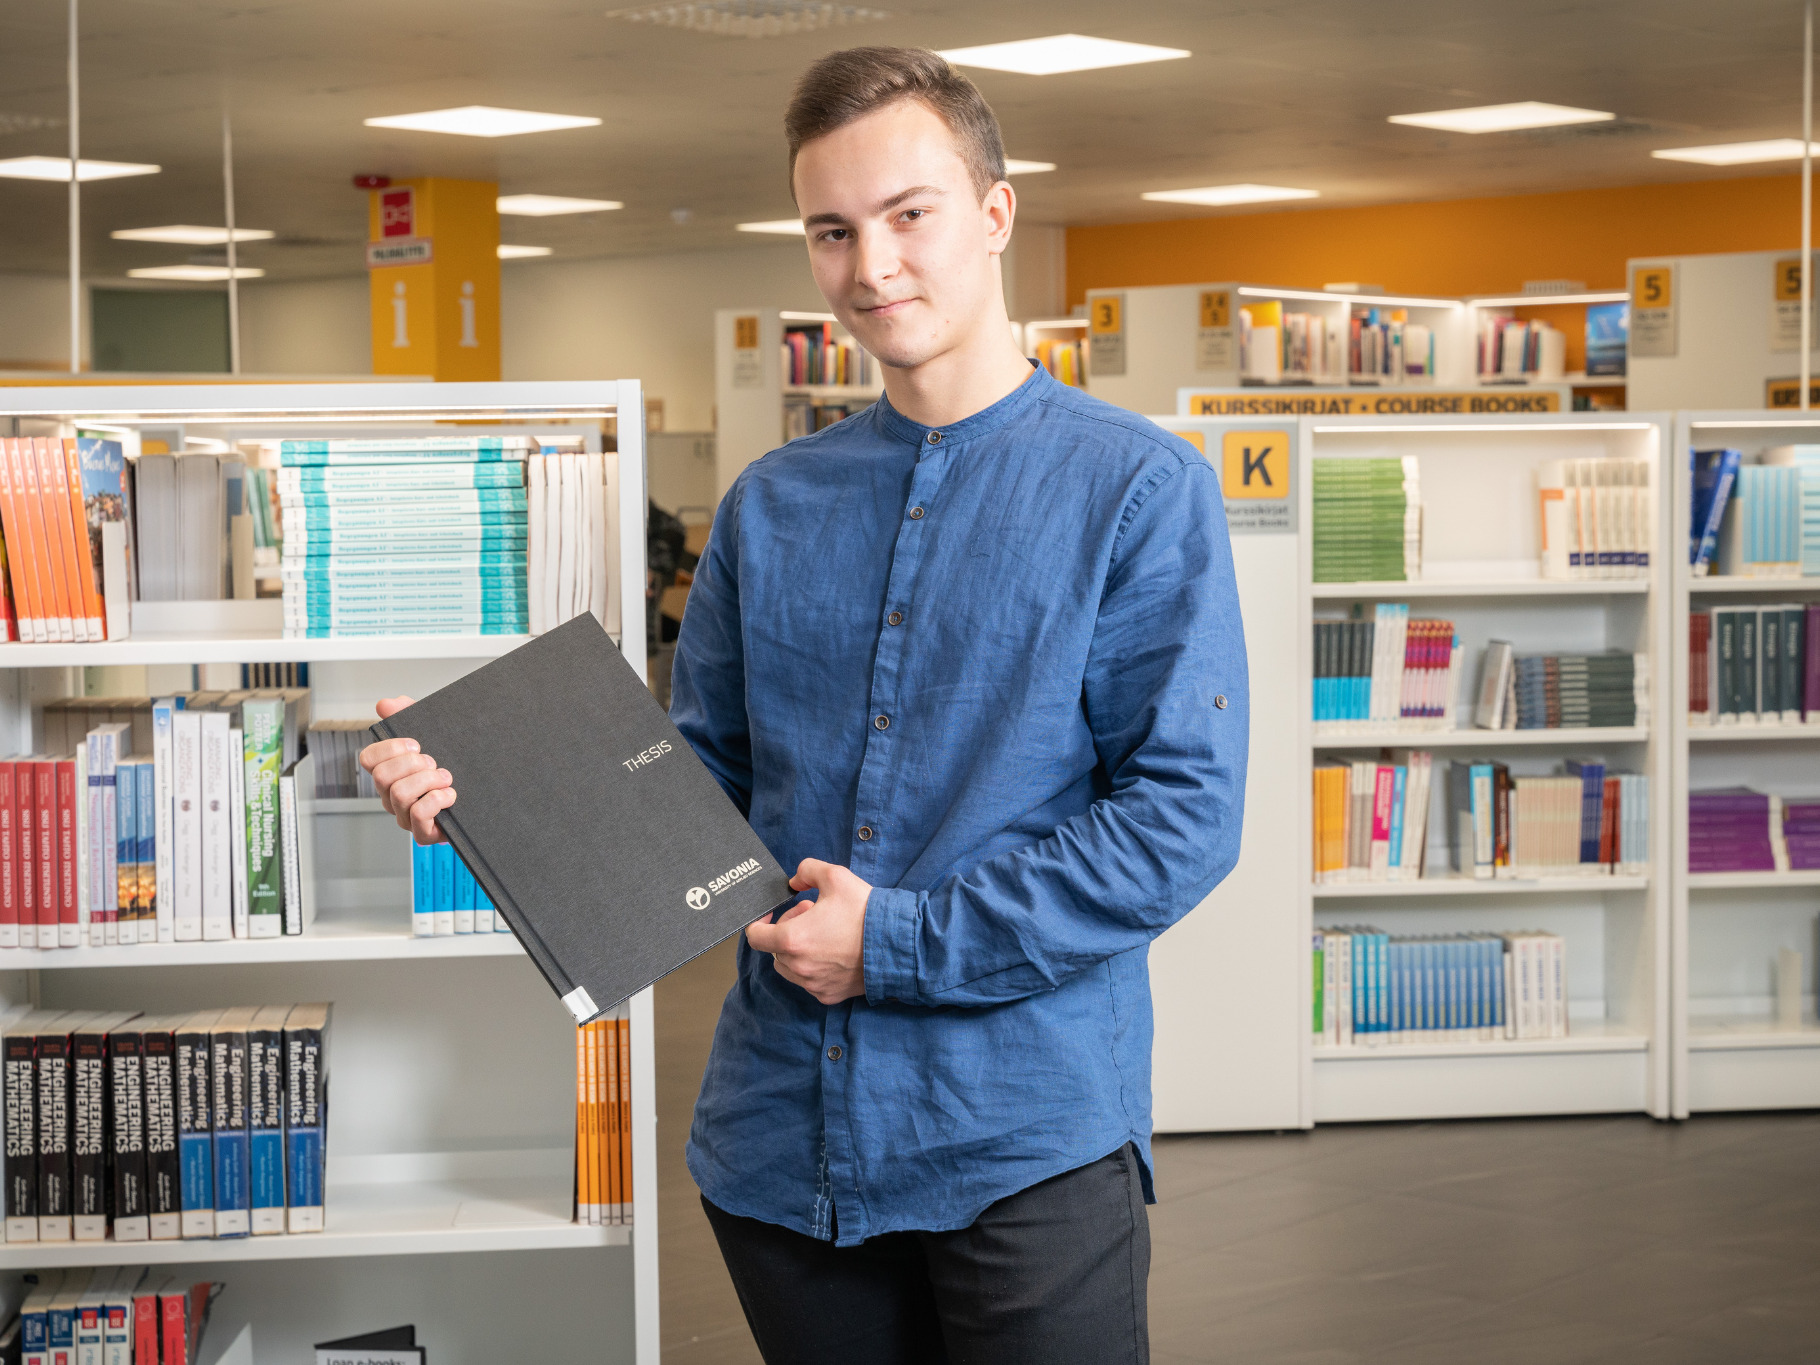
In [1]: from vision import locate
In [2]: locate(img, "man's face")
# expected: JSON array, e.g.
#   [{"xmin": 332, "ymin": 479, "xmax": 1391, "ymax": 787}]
[{"xmin": 792, "ymin": 98, "xmax": 1012, "ymax": 372}]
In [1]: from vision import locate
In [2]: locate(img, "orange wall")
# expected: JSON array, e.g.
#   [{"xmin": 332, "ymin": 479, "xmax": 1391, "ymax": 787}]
[{"xmin": 1066, "ymin": 174, "xmax": 1807, "ymax": 305}]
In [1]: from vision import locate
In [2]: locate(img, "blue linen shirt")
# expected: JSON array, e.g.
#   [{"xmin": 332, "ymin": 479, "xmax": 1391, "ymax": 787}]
[{"xmin": 672, "ymin": 363, "xmax": 1247, "ymax": 1247}]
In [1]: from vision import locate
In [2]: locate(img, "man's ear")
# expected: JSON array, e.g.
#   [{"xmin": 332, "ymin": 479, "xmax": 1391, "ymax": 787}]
[{"xmin": 984, "ymin": 180, "xmax": 1015, "ymax": 257}]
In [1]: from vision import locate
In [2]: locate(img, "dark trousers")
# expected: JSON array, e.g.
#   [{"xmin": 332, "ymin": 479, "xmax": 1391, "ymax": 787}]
[{"xmin": 702, "ymin": 1144, "xmax": 1150, "ymax": 1365}]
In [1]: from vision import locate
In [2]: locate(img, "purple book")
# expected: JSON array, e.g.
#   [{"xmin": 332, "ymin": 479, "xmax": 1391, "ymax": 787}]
[{"xmin": 1808, "ymin": 604, "xmax": 1820, "ymax": 717}]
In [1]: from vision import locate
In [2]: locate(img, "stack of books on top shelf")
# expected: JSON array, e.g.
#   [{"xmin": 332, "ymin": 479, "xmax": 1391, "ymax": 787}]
[
  {"xmin": 0, "ymin": 436, "xmax": 131, "ymax": 644},
  {"xmin": 1472, "ymin": 643, "xmax": 1646, "ymax": 730},
  {"xmin": 1688, "ymin": 789, "xmax": 1820, "ymax": 873},
  {"xmin": 7, "ymin": 691, "xmax": 312, "ymax": 951},
  {"xmin": 1312, "ymin": 928, "xmax": 1566, "ymax": 1047},
  {"xmin": 278, "ymin": 437, "xmax": 531, "ymax": 638},
  {"xmin": 524, "ymin": 450, "xmax": 618, "ymax": 638},
  {"xmin": 15, "ymin": 1270, "xmax": 218, "ymax": 1365},
  {"xmin": 576, "ymin": 1009, "xmax": 633, "ymax": 1227},
  {"xmin": 781, "ymin": 324, "xmax": 873, "ymax": 388},
  {"xmin": 1447, "ymin": 759, "xmax": 1647, "ymax": 879},
  {"xmin": 1692, "ymin": 446, "xmax": 1820, "ymax": 577},
  {"xmin": 783, "ymin": 395, "xmax": 873, "ymax": 442},
  {"xmin": 1312, "ymin": 608, "xmax": 1460, "ymax": 731},
  {"xmin": 1535, "ymin": 458, "xmax": 1652, "ymax": 580},
  {"xmin": 3, "ymin": 1006, "xmax": 329, "ymax": 1245},
  {"xmin": 411, "ymin": 840, "xmax": 506, "ymax": 939},
  {"xmin": 1476, "ymin": 315, "xmax": 1565, "ymax": 382},
  {"xmin": 1311, "ymin": 458, "xmax": 1420, "ymax": 583},
  {"xmin": 1348, "ymin": 308, "xmax": 1433, "ymax": 383},
  {"xmin": 1688, "ymin": 605, "xmax": 1819, "ymax": 725},
  {"xmin": 1238, "ymin": 300, "xmax": 1343, "ymax": 384}
]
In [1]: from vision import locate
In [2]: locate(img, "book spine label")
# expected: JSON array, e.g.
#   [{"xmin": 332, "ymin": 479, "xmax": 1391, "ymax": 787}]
[
  {"xmin": 0, "ymin": 760, "xmax": 16, "ymax": 949},
  {"xmin": 71, "ymin": 1029, "xmax": 107, "ymax": 1240},
  {"xmin": 211, "ymin": 1029, "xmax": 250, "ymax": 1237},
  {"xmin": 200, "ymin": 715, "xmax": 232, "ymax": 941},
  {"xmin": 109, "ymin": 1031, "xmax": 149, "ymax": 1241},
  {"xmin": 152, "ymin": 700, "xmax": 176, "ymax": 943},
  {"xmin": 230, "ymin": 736, "xmax": 249, "ymax": 940},
  {"xmin": 248, "ymin": 1026, "xmax": 285, "ymax": 1233},
  {"xmin": 136, "ymin": 761, "xmax": 157, "ymax": 941},
  {"xmin": 175, "ymin": 1027, "xmax": 214, "ymax": 1237},
  {"xmin": 285, "ymin": 1019, "xmax": 325, "ymax": 1232},
  {"xmin": 57, "ymin": 757, "xmax": 78, "ymax": 947},
  {"xmin": 36, "ymin": 1029, "xmax": 73, "ymax": 1239},
  {"xmin": 243, "ymin": 701, "xmax": 284, "ymax": 938},
  {"xmin": 4, "ymin": 1031, "xmax": 37, "ymax": 1240},
  {"xmin": 36, "ymin": 762, "xmax": 55, "ymax": 947},
  {"xmin": 171, "ymin": 711, "xmax": 203, "ymax": 942},
  {"xmin": 142, "ymin": 1030, "xmax": 180, "ymax": 1239}
]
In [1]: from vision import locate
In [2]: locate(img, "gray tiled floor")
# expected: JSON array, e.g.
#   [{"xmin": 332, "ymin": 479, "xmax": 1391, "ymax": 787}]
[{"xmin": 656, "ymin": 943, "xmax": 1820, "ymax": 1363}]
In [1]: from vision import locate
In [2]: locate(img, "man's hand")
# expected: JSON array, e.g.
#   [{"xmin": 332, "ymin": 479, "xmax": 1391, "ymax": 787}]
[
  {"xmin": 359, "ymin": 696, "xmax": 455, "ymax": 845},
  {"xmin": 745, "ymin": 859, "xmax": 870, "ymax": 1005}
]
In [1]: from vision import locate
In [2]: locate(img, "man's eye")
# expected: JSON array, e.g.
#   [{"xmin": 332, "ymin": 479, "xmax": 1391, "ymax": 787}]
[
  {"xmin": 819, "ymin": 228, "xmax": 850, "ymax": 243},
  {"xmin": 900, "ymin": 209, "xmax": 925, "ymax": 222}
]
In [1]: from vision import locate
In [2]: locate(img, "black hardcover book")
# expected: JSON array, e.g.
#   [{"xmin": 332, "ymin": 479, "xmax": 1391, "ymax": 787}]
[
  {"xmin": 2, "ymin": 1011, "xmax": 53, "ymax": 1241},
  {"xmin": 370, "ymin": 612, "xmax": 794, "ymax": 1022},
  {"xmin": 140, "ymin": 1015, "xmax": 183, "ymax": 1240},
  {"xmin": 37, "ymin": 1012, "xmax": 92, "ymax": 1239},
  {"xmin": 107, "ymin": 1018, "xmax": 151, "ymax": 1241},
  {"xmin": 71, "ymin": 1012, "xmax": 135, "ymax": 1241}
]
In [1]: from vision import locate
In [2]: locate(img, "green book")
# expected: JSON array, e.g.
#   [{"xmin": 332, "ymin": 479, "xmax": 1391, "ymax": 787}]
[{"xmin": 242, "ymin": 699, "xmax": 286, "ymax": 937}]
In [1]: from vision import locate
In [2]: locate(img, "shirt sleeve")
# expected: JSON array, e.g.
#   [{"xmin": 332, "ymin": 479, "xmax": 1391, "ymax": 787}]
[
  {"xmin": 863, "ymin": 456, "xmax": 1248, "ymax": 1008},
  {"xmin": 668, "ymin": 479, "xmax": 755, "ymax": 817}
]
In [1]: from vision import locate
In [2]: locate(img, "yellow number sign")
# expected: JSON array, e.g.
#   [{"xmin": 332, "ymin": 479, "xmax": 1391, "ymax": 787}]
[
  {"xmin": 1091, "ymin": 296, "xmax": 1122, "ymax": 335},
  {"xmin": 1632, "ymin": 265, "xmax": 1672, "ymax": 309},
  {"xmin": 1199, "ymin": 290, "xmax": 1230, "ymax": 329},
  {"xmin": 734, "ymin": 315, "xmax": 760, "ymax": 350},
  {"xmin": 1777, "ymin": 257, "xmax": 1806, "ymax": 302},
  {"xmin": 1221, "ymin": 430, "xmax": 1289, "ymax": 500}
]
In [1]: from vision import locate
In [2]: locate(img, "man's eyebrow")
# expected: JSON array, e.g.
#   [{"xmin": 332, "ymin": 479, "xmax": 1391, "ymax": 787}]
[{"xmin": 802, "ymin": 185, "xmax": 946, "ymax": 228}]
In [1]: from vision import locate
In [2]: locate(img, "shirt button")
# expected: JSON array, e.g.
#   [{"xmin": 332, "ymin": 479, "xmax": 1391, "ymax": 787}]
[
  {"xmin": 927, "ymin": 431, "xmax": 942, "ymax": 444},
  {"xmin": 857, "ymin": 825, "xmax": 874, "ymax": 841},
  {"xmin": 827, "ymin": 1046, "xmax": 843, "ymax": 1061},
  {"xmin": 908, "ymin": 506, "xmax": 925, "ymax": 519},
  {"xmin": 875, "ymin": 714, "xmax": 890, "ymax": 730},
  {"xmin": 887, "ymin": 610, "xmax": 903, "ymax": 626},
  {"xmin": 1215, "ymin": 694, "xmax": 1229, "ymax": 709}
]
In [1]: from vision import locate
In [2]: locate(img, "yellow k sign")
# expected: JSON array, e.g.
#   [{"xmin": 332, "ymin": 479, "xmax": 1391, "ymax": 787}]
[{"xmin": 1221, "ymin": 430, "xmax": 1288, "ymax": 499}]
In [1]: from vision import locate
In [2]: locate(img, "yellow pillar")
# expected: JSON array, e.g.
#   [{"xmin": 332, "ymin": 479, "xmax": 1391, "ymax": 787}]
[{"xmin": 367, "ymin": 178, "xmax": 501, "ymax": 381}]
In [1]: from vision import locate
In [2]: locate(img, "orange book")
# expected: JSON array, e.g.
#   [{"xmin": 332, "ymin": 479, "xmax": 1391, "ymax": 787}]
[
  {"xmin": 0, "ymin": 441, "xmax": 40, "ymax": 641},
  {"xmin": 596, "ymin": 1018, "xmax": 614, "ymax": 1225},
  {"xmin": 587, "ymin": 1021, "xmax": 603, "ymax": 1227},
  {"xmin": 59, "ymin": 439, "xmax": 105, "ymax": 640},
  {"xmin": 34, "ymin": 438, "xmax": 86, "ymax": 642},
  {"xmin": 17, "ymin": 439, "xmax": 71, "ymax": 641},
  {"xmin": 616, "ymin": 1012, "xmax": 631, "ymax": 1222},
  {"xmin": 574, "ymin": 1025, "xmax": 590, "ymax": 1224},
  {"xmin": 0, "ymin": 529, "xmax": 17, "ymax": 641}
]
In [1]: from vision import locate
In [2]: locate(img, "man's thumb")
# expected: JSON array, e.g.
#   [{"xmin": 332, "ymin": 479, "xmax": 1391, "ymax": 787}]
[{"xmin": 375, "ymin": 695, "xmax": 417, "ymax": 720}]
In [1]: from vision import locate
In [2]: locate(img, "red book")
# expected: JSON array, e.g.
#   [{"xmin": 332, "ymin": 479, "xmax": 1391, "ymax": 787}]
[
  {"xmin": 17, "ymin": 758, "xmax": 34, "ymax": 949},
  {"xmin": 1689, "ymin": 612, "xmax": 1710, "ymax": 718},
  {"xmin": 161, "ymin": 1287, "xmax": 186, "ymax": 1365},
  {"xmin": 35, "ymin": 759, "xmax": 55, "ymax": 948},
  {"xmin": 0, "ymin": 760, "xmax": 14, "ymax": 949},
  {"xmin": 55, "ymin": 757, "xmax": 77, "ymax": 945},
  {"xmin": 1600, "ymin": 777, "xmax": 1620, "ymax": 866},
  {"xmin": 132, "ymin": 1288, "xmax": 160, "ymax": 1365}
]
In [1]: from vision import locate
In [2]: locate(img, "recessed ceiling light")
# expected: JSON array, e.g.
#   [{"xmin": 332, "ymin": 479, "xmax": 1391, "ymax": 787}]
[
  {"xmin": 496, "ymin": 194, "xmax": 623, "ymax": 216},
  {"xmin": 938, "ymin": 34, "xmax": 1190, "ymax": 76},
  {"xmin": 111, "ymin": 225, "xmax": 274, "ymax": 245},
  {"xmin": 1004, "ymin": 159, "xmax": 1057, "ymax": 174},
  {"xmin": 126, "ymin": 265, "xmax": 265, "ymax": 281},
  {"xmin": 737, "ymin": 219, "xmax": 806, "ymax": 235},
  {"xmin": 1387, "ymin": 102, "xmax": 1614, "ymax": 134},
  {"xmin": 1141, "ymin": 183, "xmax": 1319, "ymax": 207},
  {"xmin": 0, "ymin": 156, "xmax": 160, "ymax": 182},
  {"xmin": 1651, "ymin": 138, "xmax": 1820, "ymax": 165},
  {"xmin": 364, "ymin": 106, "xmax": 602, "ymax": 138},
  {"xmin": 497, "ymin": 244, "xmax": 553, "ymax": 258}
]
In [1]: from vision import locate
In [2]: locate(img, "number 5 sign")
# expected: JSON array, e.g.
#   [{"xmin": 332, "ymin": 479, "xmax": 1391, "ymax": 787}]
[{"xmin": 1629, "ymin": 261, "xmax": 1677, "ymax": 358}]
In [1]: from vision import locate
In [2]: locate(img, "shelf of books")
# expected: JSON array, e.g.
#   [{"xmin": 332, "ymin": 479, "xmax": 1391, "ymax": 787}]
[
  {"xmin": 1671, "ymin": 412, "xmax": 1820, "ymax": 1118},
  {"xmin": 1300, "ymin": 411, "xmax": 1672, "ymax": 1125},
  {"xmin": 0, "ymin": 383, "xmax": 659, "ymax": 1364}
]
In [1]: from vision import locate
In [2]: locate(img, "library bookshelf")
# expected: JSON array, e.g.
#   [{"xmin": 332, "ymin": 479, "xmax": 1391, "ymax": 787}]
[
  {"xmin": 1297, "ymin": 412, "xmax": 1674, "ymax": 1126},
  {"xmin": 1670, "ymin": 411, "xmax": 1820, "ymax": 1117},
  {"xmin": 0, "ymin": 383, "xmax": 658, "ymax": 1365}
]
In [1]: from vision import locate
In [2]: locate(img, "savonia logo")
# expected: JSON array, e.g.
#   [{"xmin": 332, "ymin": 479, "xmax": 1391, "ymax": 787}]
[
  {"xmin": 709, "ymin": 858, "xmax": 762, "ymax": 896},
  {"xmin": 685, "ymin": 887, "xmax": 710, "ymax": 910}
]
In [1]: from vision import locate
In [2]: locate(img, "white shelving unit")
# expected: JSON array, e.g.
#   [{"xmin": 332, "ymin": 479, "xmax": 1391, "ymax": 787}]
[
  {"xmin": 1299, "ymin": 412, "xmax": 1674, "ymax": 1125},
  {"xmin": 0, "ymin": 383, "xmax": 658, "ymax": 1365},
  {"xmin": 1670, "ymin": 411, "xmax": 1820, "ymax": 1117}
]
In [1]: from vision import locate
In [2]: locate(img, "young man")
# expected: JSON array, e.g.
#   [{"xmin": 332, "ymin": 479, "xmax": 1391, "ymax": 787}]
[{"xmin": 364, "ymin": 45, "xmax": 1247, "ymax": 1365}]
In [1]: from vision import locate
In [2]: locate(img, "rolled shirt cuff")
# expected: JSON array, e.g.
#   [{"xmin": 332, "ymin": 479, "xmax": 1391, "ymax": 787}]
[{"xmin": 862, "ymin": 885, "xmax": 921, "ymax": 1005}]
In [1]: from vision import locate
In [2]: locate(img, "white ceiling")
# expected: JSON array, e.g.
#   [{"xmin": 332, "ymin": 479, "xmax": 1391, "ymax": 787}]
[{"xmin": 0, "ymin": 0, "xmax": 1814, "ymax": 282}]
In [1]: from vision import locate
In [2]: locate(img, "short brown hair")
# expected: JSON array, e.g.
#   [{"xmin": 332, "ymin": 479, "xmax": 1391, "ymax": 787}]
[{"xmin": 785, "ymin": 46, "xmax": 1006, "ymax": 201}]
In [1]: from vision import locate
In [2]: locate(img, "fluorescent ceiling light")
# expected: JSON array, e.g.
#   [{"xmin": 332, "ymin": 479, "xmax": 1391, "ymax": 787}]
[
  {"xmin": 0, "ymin": 156, "xmax": 160, "ymax": 182},
  {"xmin": 496, "ymin": 194, "xmax": 623, "ymax": 216},
  {"xmin": 738, "ymin": 219, "xmax": 806, "ymax": 235},
  {"xmin": 938, "ymin": 34, "xmax": 1190, "ymax": 76},
  {"xmin": 1388, "ymin": 102, "xmax": 1614, "ymax": 134},
  {"xmin": 1142, "ymin": 183, "xmax": 1319, "ymax": 207},
  {"xmin": 497, "ymin": 244, "xmax": 553, "ymax": 258},
  {"xmin": 364, "ymin": 106, "xmax": 601, "ymax": 138},
  {"xmin": 1470, "ymin": 290, "xmax": 1628, "ymax": 306},
  {"xmin": 126, "ymin": 265, "xmax": 265, "ymax": 281},
  {"xmin": 1651, "ymin": 138, "xmax": 1819, "ymax": 165},
  {"xmin": 1238, "ymin": 286, "xmax": 1460, "ymax": 309},
  {"xmin": 111, "ymin": 225, "xmax": 274, "ymax": 245},
  {"xmin": 1004, "ymin": 159, "xmax": 1057, "ymax": 174}
]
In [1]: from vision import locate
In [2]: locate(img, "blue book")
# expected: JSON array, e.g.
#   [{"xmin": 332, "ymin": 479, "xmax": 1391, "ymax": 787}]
[
  {"xmin": 175, "ymin": 1011, "xmax": 220, "ymax": 1238},
  {"xmin": 1692, "ymin": 448, "xmax": 1741, "ymax": 573},
  {"xmin": 436, "ymin": 841, "xmax": 456, "ymax": 935},
  {"xmin": 283, "ymin": 1004, "xmax": 330, "ymax": 1233},
  {"xmin": 114, "ymin": 757, "xmax": 136, "ymax": 934},
  {"xmin": 1386, "ymin": 767, "xmax": 1407, "ymax": 877},
  {"xmin": 47, "ymin": 1279, "xmax": 78, "ymax": 1365},
  {"xmin": 412, "ymin": 840, "xmax": 436, "ymax": 937},
  {"xmin": 210, "ymin": 1011, "xmax": 253, "ymax": 1238},
  {"xmin": 135, "ymin": 759, "xmax": 156, "ymax": 924},
  {"xmin": 1565, "ymin": 761, "xmax": 1606, "ymax": 864},
  {"xmin": 20, "ymin": 1275, "xmax": 52, "ymax": 1361},
  {"xmin": 248, "ymin": 1005, "xmax": 288, "ymax": 1235}
]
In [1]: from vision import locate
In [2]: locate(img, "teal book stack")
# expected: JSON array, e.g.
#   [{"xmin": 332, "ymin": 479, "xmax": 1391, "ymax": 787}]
[{"xmin": 1311, "ymin": 456, "xmax": 1421, "ymax": 583}]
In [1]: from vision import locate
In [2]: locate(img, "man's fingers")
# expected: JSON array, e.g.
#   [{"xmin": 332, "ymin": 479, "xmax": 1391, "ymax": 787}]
[
  {"xmin": 745, "ymin": 917, "xmax": 781, "ymax": 953},
  {"xmin": 411, "ymin": 787, "xmax": 453, "ymax": 844},
  {"xmin": 369, "ymin": 751, "xmax": 436, "ymax": 801},
  {"xmin": 789, "ymin": 858, "xmax": 837, "ymax": 893},
  {"xmin": 774, "ymin": 899, "xmax": 812, "ymax": 923},
  {"xmin": 359, "ymin": 736, "xmax": 420, "ymax": 775},
  {"xmin": 375, "ymin": 695, "xmax": 417, "ymax": 720},
  {"xmin": 385, "ymin": 764, "xmax": 453, "ymax": 813}
]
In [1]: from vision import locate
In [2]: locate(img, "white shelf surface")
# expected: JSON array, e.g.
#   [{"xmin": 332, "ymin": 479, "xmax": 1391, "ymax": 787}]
[
  {"xmin": 1313, "ymin": 579, "xmax": 1649, "ymax": 599},
  {"xmin": 313, "ymin": 796, "xmax": 385, "ymax": 813},
  {"xmin": 1313, "ymin": 1026, "xmax": 1648, "ymax": 1061},
  {"xmin": 1314, "ymin": 873, "xmax": 1647, "ymax": 898},
  {"xmin": 1686, "ymin": 869, "xmax": 1820, "ymax": 891},
  {"xmin": 1686, "ymin": 576, "xmax": 1820, "ymax": 594},
  {"xmin": 1687, "ymin": 723, "xmax": 1820, "ymax": 742},
  {"xmin": 1688, "ymin": 1018, "xmax": 1820, "ymax": 1051},
  {"xmin": 0, "ymin": 1176, "xmax": 621, "ymax": 1267},
  {"xmin": 1312, "ymin": 726, "xmax": 1647, "ymax": 749},
  {"xmin": 0, "ymin": 634, "xmax": 531, "ymax": 667},
  {"xmin": 3, "ymin": 922, "xmax": 524, "ymax": 968},
  {"xmin": 782, "ymin": 385, "xmax": 883, "ymax": 399}
]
